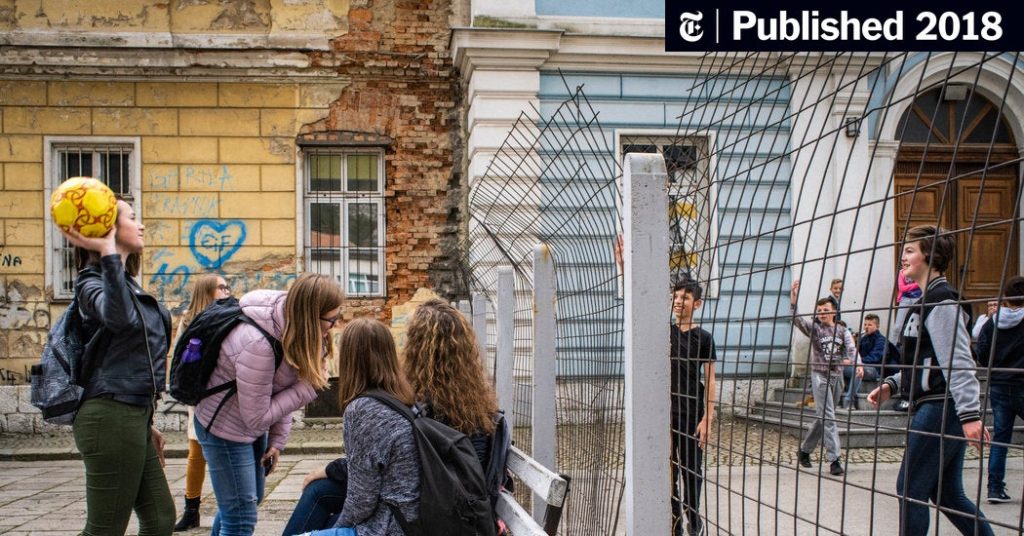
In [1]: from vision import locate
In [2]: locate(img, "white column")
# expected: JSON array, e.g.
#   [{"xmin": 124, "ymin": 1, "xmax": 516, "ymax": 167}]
[
  {"xmin": 496, "ymin": 267, "xmax": 516, "ymax": 430},
  {"xmin": 622, "ymin": 152, "xmax": 671, "ymax": 536},
  {"xmin": 532, "ymin": 243, "xmax": 557, "ymax": 523}
]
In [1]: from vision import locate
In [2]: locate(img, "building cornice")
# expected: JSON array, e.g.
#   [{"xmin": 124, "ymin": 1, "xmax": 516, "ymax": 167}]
[
  {"xmin": 0, "ymin": 46, "xmax": 345, "ymax": 80},
  {"xmin": 0, "ymin": 30, "xmax": 336, "ymax": 51},
  {"xmin": 451, "ymin": 29, "xmax": 892, "ymax": 77},
  {"xmin": 450, "ymin": 27, "xmax": 564, "ymax": 78}
]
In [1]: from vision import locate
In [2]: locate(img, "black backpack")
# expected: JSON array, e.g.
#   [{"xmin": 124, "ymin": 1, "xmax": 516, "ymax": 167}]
[
  {"xmin": 30, "ymin": 297, "xmax": 104, "ymax": 425},
  {"xmin": 362, "ymin": 390, "xmax": 498, "ymax": 536},
  {"xmin": 483, "ymin": 411, "xmax": 513, "ymax": 508},
  {"xmin": 169, "ymin": 297, "xmax": 283, "ymax": 426}
]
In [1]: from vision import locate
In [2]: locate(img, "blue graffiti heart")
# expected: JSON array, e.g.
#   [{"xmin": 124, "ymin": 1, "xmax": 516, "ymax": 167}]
[{"xmin": 189, "ymin": 219, "xmax": 247, "ymax": 269}]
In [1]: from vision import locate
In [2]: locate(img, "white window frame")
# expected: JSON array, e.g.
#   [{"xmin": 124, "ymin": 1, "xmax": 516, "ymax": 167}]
[
  {"xmin": 301, "ymin": 148, "xmax": 387, "ymax": 298},
  {"xmin": 615, "ymin": 129, "xmax": 720, "ymax": 298},
  {"xmin": 43, "ymin": 136, "xmax": 142, "ymax": 300}
]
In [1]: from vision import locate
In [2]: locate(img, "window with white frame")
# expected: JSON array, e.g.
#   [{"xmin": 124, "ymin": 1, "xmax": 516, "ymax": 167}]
[
  {"xmin": 45, "ymin": 139, "xmax": 140, "ymax": 300},
  {"xmin": 620, "ymin": 136, "xmax": 718, "ymax": 295},
  {"xmin": 303, "ymin": 149, "xmax": 386, "ymax": 297}
]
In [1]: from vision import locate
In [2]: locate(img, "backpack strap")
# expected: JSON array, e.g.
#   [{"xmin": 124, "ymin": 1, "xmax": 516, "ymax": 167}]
[
  {"xmin": 357, "ymin": 389, "xmax": 421, "ymax": 536},
  {"xmin": 205, "ymin": 314, "xmax": 285, "ymax": 430},
  {"xmin": 360, "ymin": 389, "xmax": 417, "ymax": 422}
]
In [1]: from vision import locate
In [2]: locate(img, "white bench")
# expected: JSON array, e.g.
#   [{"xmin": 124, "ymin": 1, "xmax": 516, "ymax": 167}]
[{"xmin": 496, "ymin": 445, "xmax": 570, "ymax": 536}]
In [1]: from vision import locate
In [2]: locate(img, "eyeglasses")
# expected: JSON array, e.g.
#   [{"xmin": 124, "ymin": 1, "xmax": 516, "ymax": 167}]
[
  {"xmin": 321, "ymin": 313, "xmax": 341, "ymax": 328},
  {"xmin": 217, "ymin": 284, "xmax": 231, "ymax": 292}
]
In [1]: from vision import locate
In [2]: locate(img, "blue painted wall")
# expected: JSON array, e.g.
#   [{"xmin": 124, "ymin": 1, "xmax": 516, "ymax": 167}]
[
  {"xmin": 536, "ymin": 0, "xmax": 662, "ymax": 18},
  {"xmin": 537, "ymin": 72, "xmax": 793, "ymax": 377}
]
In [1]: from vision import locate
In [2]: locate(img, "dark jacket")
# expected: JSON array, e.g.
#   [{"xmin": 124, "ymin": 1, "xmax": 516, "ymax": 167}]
[
  {"xmin": 858, "ymin": 331, "xmax": 887, "ymax": 366},
  {"xmin": 76, "ymin": 254, "xmax": 171, "ymax": 403},
  {"xmin": 976, "ymin": 306, "xmax": 1024, "ymax": 385},
  {"xmin": 883, "ymin": 277, "xmax": 981, "ymax": 423}
]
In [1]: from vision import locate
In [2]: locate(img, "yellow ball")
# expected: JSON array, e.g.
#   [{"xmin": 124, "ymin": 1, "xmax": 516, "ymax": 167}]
[{"xmin": 50, "ymin": 177, "xmax": 118, "ymax": 237}]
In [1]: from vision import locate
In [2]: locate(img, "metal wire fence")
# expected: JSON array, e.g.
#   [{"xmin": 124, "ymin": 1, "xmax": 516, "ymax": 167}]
[{"xmin": 461, "ymin": 53, "xmax": 1024, "ymax": 535}]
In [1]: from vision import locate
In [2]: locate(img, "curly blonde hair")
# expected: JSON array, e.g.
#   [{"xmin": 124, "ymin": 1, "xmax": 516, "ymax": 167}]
[{"xmin": 403, "ymin": 299, "xmax": 497, "ymax": 435}]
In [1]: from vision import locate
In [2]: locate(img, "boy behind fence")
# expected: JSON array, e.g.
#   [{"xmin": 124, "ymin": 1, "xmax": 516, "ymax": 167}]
[
  {"xmin": 669, "ymin": 279, "xmax": 717, "ymax": 536},
  {"xmin": 975, "ymin": 275, "xmax": 1024, "ymax": 504},
  {"xmin": 791, "ymin": 280, "xmax": 856, "ymax": 476}
]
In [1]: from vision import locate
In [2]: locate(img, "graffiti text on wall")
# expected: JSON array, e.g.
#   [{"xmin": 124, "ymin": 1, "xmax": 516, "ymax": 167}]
[
  {"xmin": 148, "ymin": 165, "xmax": 235, "ymax": 191},
  {"xmin": 147, "ymin": 218, "xmax": 295, "ymax": 307},
  {"xmin": 0, "ymin": 244, "xmax": 23, "ymax": 269}
]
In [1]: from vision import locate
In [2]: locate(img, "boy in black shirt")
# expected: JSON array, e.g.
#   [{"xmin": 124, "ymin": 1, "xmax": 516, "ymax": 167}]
[{"xmin": 670, "ymin": 279, "xmax": 717, "ymax": 536}]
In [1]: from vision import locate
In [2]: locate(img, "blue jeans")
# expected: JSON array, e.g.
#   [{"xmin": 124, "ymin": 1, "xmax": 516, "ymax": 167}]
[
  {"xmin": 282, "ymin": 477, "xmax": 347, "ymax": 535},
  {"xmin": 896, "ymin": 401, "xmax": 994, "ymax": 536},
  {"xmin": 987, "ymin": 383, "xmax": 1024, "ymax": 493},
  {"xmin": 195, "ymin": 417, "xmax": 268, "ymax": 536},
  {"xmin": 300, "ymin": 528, "xmax": 357, "ymax": 536},
  {"xmin": 842, "ymin": 364, "xmax": 880, "ymax": 406}
]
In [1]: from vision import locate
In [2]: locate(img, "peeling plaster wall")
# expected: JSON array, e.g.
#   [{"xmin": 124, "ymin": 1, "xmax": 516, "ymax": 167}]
[{"xmin": 0, "ymin": 0, "xmax": 351, "ymax": 48}]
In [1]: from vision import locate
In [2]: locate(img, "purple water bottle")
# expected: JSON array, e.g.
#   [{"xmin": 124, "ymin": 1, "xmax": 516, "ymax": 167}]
[{"xmin": 182, "ymin": 338, "xmax": 202, "ymax": 363}]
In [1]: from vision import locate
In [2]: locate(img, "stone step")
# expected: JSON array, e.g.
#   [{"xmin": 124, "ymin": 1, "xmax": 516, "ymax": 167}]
[
  {"xmin": 738, "ymin": 411, "xmax": 909, "ymax": 448},
  {"xmin": 754, "ymin": 400, "xmax": 912, "ymax": 429},
  {"xmin": 771, "ymin": 384, "xmax": 882, "ymax": 405},
  {"xmin": 768, "ymin": 384, "xmax": 995, "ymax": 407},
  {"xmin": 740, "ymin": 408, "xmax": 1024, "ymax": 449}
]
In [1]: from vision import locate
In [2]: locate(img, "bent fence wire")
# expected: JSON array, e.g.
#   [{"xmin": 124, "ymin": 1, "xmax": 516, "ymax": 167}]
[{"xmin": 460, "ymin": 53, "xmax": 1024, "ymax": 535}]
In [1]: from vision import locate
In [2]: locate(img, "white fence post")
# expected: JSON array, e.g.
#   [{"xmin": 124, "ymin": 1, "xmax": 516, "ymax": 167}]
[
  {"xmin": 457, "ymin": 299, "xmax": 471, "ymax": 320},
  {"xmin": 472, "ymin": 292, "xmax": 490, "ymax": 373},
  {"xmin": 532, "ymin": 243, "xmax": 557, "ymax": 523},
  {"xmin": 496, "ymin": 267, "xmax": 516, "ymax": 430},
  {"xmin": 623, "ymin": 153, "xmax": 671, "ymax": 536}
]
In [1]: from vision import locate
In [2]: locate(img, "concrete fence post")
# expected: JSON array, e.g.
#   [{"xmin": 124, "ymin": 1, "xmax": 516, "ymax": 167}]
[
  {"xmin": 472, "ymin": 292, "xmax": 490, "ymax": 374},
  {"xmin": 457, "ymin": 299, "xmax": 471, "ymax": 320},
  {"xmin": 532, "ymin": 243, "xmax": 557, "ymax": 523},
  {"xmin": 623, "ymin": 152, "xmax": 671, "ymax": 536},
  {"xmin": 496, "ymin": 267, "xmax": 516, "ymax": 430}
]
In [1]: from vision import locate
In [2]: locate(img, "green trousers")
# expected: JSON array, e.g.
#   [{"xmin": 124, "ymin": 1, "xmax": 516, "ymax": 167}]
[{"xmin": 73, "ymin": 397, "xmax": 175, "ymax": 536}]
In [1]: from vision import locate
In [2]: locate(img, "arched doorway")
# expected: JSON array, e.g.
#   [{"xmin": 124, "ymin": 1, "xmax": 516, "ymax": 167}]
[{"xmin": 894, "ymin": 85, "xmax": 1020, "ymax": 312}]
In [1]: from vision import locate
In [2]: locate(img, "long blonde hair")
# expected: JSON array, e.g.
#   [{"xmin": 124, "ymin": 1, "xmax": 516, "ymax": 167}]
[
  {"xmin": 336, "ymin": 318, "xmax": 415, "ymax": 411},
  {"xmin": 182, "ymin": 274, "xmax": 223, "ymax": 328},
  {"xmin": 282, "ymin": 273, "xmax": 343, "ymax": 390},
  {"xmin": 403, "ymin": 299, "xmax": 497, "ymax": 435}
]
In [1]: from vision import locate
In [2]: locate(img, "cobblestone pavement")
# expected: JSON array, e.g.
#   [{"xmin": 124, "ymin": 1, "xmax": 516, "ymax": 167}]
[{"xmin": 2, "ymin": 419, "xmax": 1022, "ymax": 535}]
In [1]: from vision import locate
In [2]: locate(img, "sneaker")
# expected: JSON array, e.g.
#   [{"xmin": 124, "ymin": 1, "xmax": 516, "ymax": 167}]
[
  {"xmin": 798, "ymin": 451, "xmax": 812, "ymax": 468},
  {"xmin": 894, "ymin": 400, "xmax": 911, "ymax": 412},
  {"xmin": 988, "ymin": 489, "xmax": 1012, "ymax": 503},
  {"xmin": 830, "ymin": 460, "xmax": 844, "ymax": 476}
]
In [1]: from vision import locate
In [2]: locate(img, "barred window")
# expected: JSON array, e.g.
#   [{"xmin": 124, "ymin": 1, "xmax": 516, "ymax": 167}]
[
  {"xmin": 620, "ymin": 136, "xmax": 718, "ymax": 294},
  {"xmin": 45, "ymin": 138, "xmax": 140, "ymax": 300},
  {"xmin": 303, "ymin": 149, "xmax": 386, "ymax": 297}
]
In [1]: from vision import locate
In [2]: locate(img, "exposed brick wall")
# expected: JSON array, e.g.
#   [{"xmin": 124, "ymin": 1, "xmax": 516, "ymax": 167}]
[{"xmin": 303, "ymin": 0, "xmax": 467, "ymax": 322}]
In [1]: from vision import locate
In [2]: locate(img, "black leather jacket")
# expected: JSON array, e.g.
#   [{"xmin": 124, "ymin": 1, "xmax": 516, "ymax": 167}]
[{"xmin": 76, "ymin": 255, "xmax": 171, "ymax": 403}]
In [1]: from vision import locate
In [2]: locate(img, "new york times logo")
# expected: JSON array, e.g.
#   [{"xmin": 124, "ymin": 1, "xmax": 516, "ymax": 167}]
[
  {"xmin": 665, "ymin": 3, "xmax": 1019, "ymax": 52},
  {"xmin": 678, "ymin": 11, "xmax": 704, "ymax": 42}
]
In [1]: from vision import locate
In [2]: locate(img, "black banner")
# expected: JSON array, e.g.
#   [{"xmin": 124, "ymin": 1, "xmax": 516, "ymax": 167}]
[{"xmin": 665, "ymin": 3, "xmax": 1024, "ymax": 51}]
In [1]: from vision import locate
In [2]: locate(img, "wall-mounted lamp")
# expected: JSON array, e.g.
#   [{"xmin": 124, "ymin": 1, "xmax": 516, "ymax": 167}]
[{"xmin": 844, "ymin": 117, "xmax": 861, "ymax": 138}]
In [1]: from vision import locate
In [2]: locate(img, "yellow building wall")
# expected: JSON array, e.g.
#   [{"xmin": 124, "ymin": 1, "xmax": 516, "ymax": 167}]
[{"xmin": 0, "ymin": 79, "xmax": 338, "ymax": 382}]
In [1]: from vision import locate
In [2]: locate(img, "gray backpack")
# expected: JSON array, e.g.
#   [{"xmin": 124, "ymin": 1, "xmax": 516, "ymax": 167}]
[{"xmin": 30, "ymin": 298, "xmax": 101, "ymax": 425}]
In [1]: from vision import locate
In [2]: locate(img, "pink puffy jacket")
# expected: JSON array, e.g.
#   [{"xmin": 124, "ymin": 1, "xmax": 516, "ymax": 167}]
[{"xmin": 193, "ymin": 290, "xmax": 318, "ymax": 451}]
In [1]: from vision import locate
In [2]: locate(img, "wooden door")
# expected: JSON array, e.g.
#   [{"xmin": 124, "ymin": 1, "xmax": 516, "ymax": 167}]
[
  {"xmin": 893, "ymin": 87, "xmax": 1019, "ymax": 313},
  {"xmin": 894, "ymin": 162, "xmax": 1018, "ymax": 310}
]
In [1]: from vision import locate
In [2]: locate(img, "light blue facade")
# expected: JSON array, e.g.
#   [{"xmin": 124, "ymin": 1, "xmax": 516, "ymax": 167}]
[
  {"xmin": 538, "ymin": 72, "xmax": 793, "ymax": 377},
  {"xmin": 536, "ymin": 0, "xmax": 661, "ymax": 18}
]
